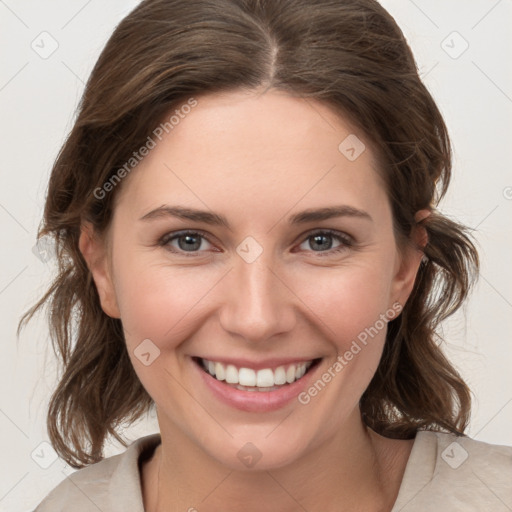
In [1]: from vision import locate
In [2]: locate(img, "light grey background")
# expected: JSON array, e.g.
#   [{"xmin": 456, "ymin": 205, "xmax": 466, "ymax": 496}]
[{"xmin": 1, "ymin": 1, "xmax": 511, "ymax": 510}]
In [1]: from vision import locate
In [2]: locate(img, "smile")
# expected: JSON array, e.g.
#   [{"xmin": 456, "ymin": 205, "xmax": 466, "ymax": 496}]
[{"xmin": 196, "ymin": 357, "xmax": 318, "ymax": 391}]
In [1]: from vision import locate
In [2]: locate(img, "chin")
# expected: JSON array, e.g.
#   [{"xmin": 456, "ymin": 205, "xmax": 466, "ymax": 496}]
[{"xmin": 203, "ymin": 432, "xmax": 311, "ymax": 472}]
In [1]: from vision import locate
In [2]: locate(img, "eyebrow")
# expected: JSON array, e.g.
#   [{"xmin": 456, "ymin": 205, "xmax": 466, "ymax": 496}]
[{"xmin": 139, "ymin": 205, "xmax": 372, "ymax": 227}]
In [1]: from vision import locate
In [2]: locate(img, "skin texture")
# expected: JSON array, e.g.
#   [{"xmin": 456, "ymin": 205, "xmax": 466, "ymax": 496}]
[{"xmin": 79, "ymin": 89, "xmax": 426, "ymax": 511}]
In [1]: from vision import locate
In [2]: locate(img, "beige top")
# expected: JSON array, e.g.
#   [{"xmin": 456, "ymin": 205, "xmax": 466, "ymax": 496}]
[{"xmin": 35, "ymin": 430, "xmax": 512, "ymax": 511}]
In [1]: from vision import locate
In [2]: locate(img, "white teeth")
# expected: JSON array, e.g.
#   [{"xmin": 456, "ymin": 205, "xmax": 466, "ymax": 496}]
[
  {"xmin": 214, "ymin": 362, "xmax": 226, "ymax": 381},
  {"xmin": 238, "ymin": 368, "xmax": 256, "ymax": 386},
  {"xmin": 199, "ymin": 358, "xmax": 315, "ymax": 388},
  {"xmin": 274, "ymin": 366, "xmax": 287, "ymax": 385},
  {"xmin": 225, "ymin": 364, "xmax": 238, "ymax": 384},
  {"xmin": 256, "ymin": 368, "xmax": 274, "ymax": 387}
]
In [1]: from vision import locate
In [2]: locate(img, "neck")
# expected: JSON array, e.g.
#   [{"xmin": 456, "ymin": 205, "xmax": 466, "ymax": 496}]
[{"xmin": 142, "ymin": 411, "xmax": 410, "ymax": 512}]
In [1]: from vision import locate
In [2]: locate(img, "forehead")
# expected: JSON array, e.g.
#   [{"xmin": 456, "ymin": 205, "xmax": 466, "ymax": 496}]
[{"xmin": 113, "ymin": 89, "xmax": 388, "ymax": 227}]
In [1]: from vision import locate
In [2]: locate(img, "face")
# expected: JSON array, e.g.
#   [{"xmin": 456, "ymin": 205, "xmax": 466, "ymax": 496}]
[{"xmin": 80, "ymin": 89, "xmax": 422, "ymax": 471}]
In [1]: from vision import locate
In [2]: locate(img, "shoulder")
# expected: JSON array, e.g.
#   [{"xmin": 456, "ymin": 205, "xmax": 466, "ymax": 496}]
[
  {"xmin": 431, "ymin": 430, "xmax": 512, "ymax": 487},
  {"xmin": 392, "ymin": 430, "xmax": 512, "ymax": 512},
  {"xmin": 34, "ymin": 433, "xmax": 161, "ymax": 512}
]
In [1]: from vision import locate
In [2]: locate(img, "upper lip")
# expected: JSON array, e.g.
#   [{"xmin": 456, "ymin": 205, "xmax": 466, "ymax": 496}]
[{"xmin": 193, "ymin": 356, "xmax": 321, "ymax": 371}]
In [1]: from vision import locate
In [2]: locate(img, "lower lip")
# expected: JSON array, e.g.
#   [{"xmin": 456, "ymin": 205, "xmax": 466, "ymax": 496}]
[{"xmin": 192, "ymin": 358, "xmax": 321, "ymax": 413}]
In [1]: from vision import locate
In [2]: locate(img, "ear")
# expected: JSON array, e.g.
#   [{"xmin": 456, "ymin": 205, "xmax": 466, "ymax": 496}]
[
  {"xmin": 389, "ymin": 209, "xmax": 430, "ymax": 307},
  {"xmin": 78, "ymin": 222, "xmax": 121, "ymax": 319}
]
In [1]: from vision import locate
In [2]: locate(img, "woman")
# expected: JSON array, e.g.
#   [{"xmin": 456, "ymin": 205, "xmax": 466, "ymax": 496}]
[{"xmin": 20, "ymin": 0, "xmax": 511, "ymax": 510}]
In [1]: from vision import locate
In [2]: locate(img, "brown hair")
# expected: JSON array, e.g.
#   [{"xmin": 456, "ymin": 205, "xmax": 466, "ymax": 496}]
[{"xmin": 18, "ymin": 0, "xmax": 479, "ymax": 468}]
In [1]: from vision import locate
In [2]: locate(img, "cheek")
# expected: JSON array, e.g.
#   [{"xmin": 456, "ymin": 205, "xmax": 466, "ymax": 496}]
[
  {"xmin": 112, "ymin": 225, "xmax": 397, "ymax": 356},
  {"xmin": 112, "ymin": 259, "xmax": 223, "ymax": 404},
  {"xmin": 291, "ymin": 259, "xmax": 395, "ymax": 340},
  {"xmin": 288, "ymin": 261, "xmax": 398, "ymax": 417},
  {"xmin": 112, "ymin": 253, "xmax": 222, "ymax": 350}
]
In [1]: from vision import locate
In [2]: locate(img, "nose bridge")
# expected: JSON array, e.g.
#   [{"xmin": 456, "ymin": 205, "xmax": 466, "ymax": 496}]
[{"xmin": 219, "ymin": 249, "xmax": 295, "ymax": 342}]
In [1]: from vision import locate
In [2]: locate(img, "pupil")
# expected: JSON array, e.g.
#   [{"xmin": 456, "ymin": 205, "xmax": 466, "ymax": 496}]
[
  {"xmin": 311, "ymin": 234, "xmax": 332, "ymax": 251},
  {"xmin": 178, "ymin": 235, "xmax": 200, "ymax": 251}
]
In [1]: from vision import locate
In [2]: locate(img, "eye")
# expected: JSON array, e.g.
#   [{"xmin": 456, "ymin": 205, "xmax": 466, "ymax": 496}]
[
  {"xmin": 159, "ymin": 230, "xmax": 215, "ymax": 255},
  {"xmin": 158, "ymin": 229, "xmax": 354, "ymax": 257},
  {"xmin": 297, "ymin": 229, "xmax": 353, "ymax": 255}
]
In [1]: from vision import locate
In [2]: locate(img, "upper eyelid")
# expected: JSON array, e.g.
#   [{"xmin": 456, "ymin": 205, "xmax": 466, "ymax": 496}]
[{"xmin": 161, "ymin": 229, "xmax": 216, "ymax": 247}]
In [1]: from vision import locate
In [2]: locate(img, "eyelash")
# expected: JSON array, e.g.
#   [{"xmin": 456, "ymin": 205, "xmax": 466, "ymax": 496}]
[{"xmin": 157, "ymin": 229, "xmax": 354, "ymax": 258}]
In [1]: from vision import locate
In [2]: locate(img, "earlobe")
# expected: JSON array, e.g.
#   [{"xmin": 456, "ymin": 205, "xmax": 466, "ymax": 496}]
[
  {"xmin": 78, "ymin": 222, "xmax": 121, "ymax": 319},
  {"xmin": 390, "ymin": 211, "xmax": 430, "ymax": 308},
  {"xmin": 390, "ymin": 247, "xmax": 424, "ymax": 308},
  {"xmin": 413, "ymin": 209, "xmax": 430, "ymax": 250}
]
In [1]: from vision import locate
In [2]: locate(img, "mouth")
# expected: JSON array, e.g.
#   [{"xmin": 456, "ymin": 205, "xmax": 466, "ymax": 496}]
[{"xmin": 192, "ymin": 356, "xmax": 322, "ymax": 394}]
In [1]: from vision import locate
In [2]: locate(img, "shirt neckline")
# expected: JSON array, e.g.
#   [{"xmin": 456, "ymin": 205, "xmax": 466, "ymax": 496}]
[
  {"xmin": 390, "ymin": 430, "xmax": 438, "ymax": 511},
  {"xmin": 110, "ymin": 430, "xmax": 437, "ymax": 512},
  {"xmin": 108, "ymin": 433, "xmax": 162, "ymax": 511}
]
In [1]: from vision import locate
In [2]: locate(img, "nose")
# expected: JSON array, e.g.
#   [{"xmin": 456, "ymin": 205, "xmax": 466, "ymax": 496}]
[{"xmin": 218, "ymin": 253, "xmax": 296, "ymax": 343}]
